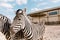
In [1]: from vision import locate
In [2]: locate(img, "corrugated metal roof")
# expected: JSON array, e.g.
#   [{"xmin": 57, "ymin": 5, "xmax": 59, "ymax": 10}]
[{"xmin": 28, "ymin": 6, "xmax": 60, "ymax": 17}]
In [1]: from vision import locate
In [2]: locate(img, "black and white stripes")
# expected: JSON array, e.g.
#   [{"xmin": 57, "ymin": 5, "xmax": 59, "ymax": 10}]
[
  {"xmin": 0, "ymin": 14, "xmax": 11, "ymax": 40},
  {"xmin": 10, "ymin": 9, "xmax": 45, "ymax": 40},
  {"xmin": 11, "ymin": 15, "xmax": 33, "ymax": 40},
  {"xmin": 0, "ymin": 14, "xmax": 8, "ymax": 22},
  {"xmin": 23, "ymin": 25, "xmax": 33, "ymax": 40}
]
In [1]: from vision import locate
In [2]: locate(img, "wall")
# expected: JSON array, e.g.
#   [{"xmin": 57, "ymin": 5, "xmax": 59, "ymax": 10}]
[{"xmin": 28, "ymin": 9, "xmax": 60, "ymax": 25}]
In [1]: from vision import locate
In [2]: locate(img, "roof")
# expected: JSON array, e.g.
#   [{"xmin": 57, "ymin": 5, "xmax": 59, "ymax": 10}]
[{"xmin": 28, "ymin": 6, "xmax": 60, "ymax": 17}]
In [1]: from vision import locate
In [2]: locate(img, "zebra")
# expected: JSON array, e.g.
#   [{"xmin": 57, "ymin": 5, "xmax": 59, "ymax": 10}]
[
  {"xmin": 0, "ymin": 14, "xmax": 11, "ymax": 40},
  {"xmin": 10, "ymin": 9, "xmax": 45, "ymax": 40}
]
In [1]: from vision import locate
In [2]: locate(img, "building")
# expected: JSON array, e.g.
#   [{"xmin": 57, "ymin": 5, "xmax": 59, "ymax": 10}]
[{"xmin": 28, "ymin": 7, "xmax": 60, "ymax": 25}]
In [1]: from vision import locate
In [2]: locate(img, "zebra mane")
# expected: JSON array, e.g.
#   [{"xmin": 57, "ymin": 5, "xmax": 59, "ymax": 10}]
[{"xmin": 23, "ymin": 9, "xmax": 32, "ymax": 25}]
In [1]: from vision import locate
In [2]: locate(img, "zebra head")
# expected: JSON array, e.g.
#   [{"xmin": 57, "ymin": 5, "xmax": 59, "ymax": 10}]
[{"xmin": 11, "ymin": 9, "xmax": 25, "ymax": 33}]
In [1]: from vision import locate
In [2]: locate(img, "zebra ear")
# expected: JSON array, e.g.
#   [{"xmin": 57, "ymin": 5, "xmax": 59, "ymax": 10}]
[
  {"xmin": 23, "ymin": 8, "xmax": 27, "ymax": 16},
  {"xmin": 23, "ymin": 8, "xmax": 26, "ymax": 13}
]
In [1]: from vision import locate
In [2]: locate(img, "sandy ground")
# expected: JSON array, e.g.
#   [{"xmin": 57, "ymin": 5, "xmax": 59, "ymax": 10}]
[
  {"xmin": 43, "ymin": 25, "xmax": 60, "ymax": 40},
  {"xmin": 0, "ymin": 25, "xmax": 60, "ymax": 40},
  {"xmin": 0, "ymin": 32, "xmax": 7, "ymax": 40}
]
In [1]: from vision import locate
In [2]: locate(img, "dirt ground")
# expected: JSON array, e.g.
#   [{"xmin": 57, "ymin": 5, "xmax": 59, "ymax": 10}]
[{"xmin": 43, "ymin": 25, "xmax": 60, "ymax": 40}]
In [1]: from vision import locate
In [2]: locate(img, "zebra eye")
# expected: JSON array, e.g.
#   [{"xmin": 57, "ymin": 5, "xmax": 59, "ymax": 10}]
[{"xmin": 18, "ymin": 19, "xmax": 21, "ymax": 20}]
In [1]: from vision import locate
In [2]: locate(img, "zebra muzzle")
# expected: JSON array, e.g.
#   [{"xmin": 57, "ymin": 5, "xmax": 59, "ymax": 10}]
[{"xmin": 13, "ymin": 25, "xmax": 21, "ymax": 33}]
